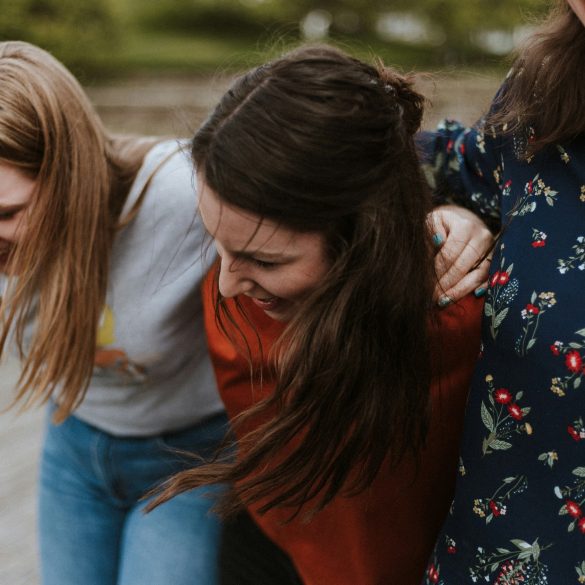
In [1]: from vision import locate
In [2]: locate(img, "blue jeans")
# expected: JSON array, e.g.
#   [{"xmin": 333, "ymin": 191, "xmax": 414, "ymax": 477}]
[{"xmin": 39, "ymin": 407, "xmax": 228, "ymax": 585}]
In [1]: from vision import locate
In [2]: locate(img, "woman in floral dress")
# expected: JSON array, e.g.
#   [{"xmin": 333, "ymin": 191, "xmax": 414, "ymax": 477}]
[{"xmin": 419, "ymin": 1, "xmax": 585, "ymax": 583}]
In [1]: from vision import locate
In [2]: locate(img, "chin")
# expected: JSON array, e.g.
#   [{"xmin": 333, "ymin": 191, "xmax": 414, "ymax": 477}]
[
  {"xmin": 263, "ymin": 309, "xmax": 289, "ymax": 322},
  {"xmin": 263, "ymin": 304, "xmax": 296, "ymax": 322}
]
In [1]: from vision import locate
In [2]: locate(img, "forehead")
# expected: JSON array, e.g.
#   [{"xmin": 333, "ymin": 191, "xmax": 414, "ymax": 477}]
[{"xmin": 198, "ymin": 176, "xmax": 298, "ymax": 253}]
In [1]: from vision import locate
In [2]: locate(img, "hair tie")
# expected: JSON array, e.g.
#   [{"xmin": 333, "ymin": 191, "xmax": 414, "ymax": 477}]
[
  {"xmin": 383, "ymin": 83, "xmax": 396, "ymax": 96},
  {"xmin": 369, "ymin": 78, "xmax": 397, "ymax": 96}
]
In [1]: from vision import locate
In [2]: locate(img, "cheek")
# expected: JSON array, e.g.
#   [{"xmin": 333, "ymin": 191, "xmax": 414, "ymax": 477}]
[{"xmin": 275, "ymin": 266, "xmax": 328, "ymax": 300}]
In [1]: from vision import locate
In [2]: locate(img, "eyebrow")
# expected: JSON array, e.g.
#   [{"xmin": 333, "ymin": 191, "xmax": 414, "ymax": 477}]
[{"xmin": 232, "ymin": 249, "xmax": 296, "ymax": 262}]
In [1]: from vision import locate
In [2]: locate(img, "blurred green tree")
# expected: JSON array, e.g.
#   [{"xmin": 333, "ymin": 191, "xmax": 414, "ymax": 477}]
[
  {"xmin": 136, "ymin": 0, "xmax": 280, "ymax": 37},
  {"xmin": 0, "ymin": 0, "xmax": 120, "ymax": 74},
  {"xmin": 0, "ymin": 0, "xmax": 553, "ymax": 73}
]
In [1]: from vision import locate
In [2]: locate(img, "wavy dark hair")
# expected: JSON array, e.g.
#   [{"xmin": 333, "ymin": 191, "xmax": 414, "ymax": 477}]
[
  {"xmin": 152, "ymin": 45, "xmax": 435, "ymax": 515},
  {"xmin": 489, "ymin": 0, "xmax": 585, "ymax": 153}
]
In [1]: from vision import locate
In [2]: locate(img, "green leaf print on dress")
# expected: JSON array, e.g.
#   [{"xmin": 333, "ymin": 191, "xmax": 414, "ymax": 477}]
[
  {"xmin": 485, "ymin": 249, "xmax": 518, "ymax": 340},
  {"xmin": 515, "ymin": 292, "xmax": 557, "ymax": 356},
  {"xmin": 555, "ymin": 467, "xmax": 585, "ymax": 535},
  {"xmin": 481, "ymin": 375, "xmax": 532, "ymax": 456},
  {"xmin": 549, "ymin": 329, "xmax": 585, "ymax": 394},
  {"xmin": 472, "ymin": 475, "xmax": 528, "ymax": 524},
  {"xmin": 557, "ymin": 236, "xmax": 585, "ymax": 274},
  {"xmin": 469, "ymin": 539, "xmax": 551, "ymax": 585},
  {"xmin": 509, "ymin": 174, "xmax": 558, "ymax": 217}
]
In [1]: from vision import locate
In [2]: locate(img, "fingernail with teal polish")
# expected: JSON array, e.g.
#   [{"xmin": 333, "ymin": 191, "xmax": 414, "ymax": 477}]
[
  {"xmin": 438, "ymin": 295, "xmax": 453, "ymax": 308},
  {"xmin": 432, "ymin": 233, "xmax": 444, "ymax": 247},
  {"xmin": 474, "ymin": 287, "xmax": 486, "ymax": 298}
]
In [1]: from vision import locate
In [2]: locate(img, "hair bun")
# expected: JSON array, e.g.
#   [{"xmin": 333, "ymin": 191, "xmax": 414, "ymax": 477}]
[{"xmin": 377, "ymin": 66, "xmax": 424, "ymax": 135}]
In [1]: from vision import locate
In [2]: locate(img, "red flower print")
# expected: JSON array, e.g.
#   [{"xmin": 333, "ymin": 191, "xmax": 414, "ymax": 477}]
[
  {"xmin": 504, "ymin": 180, "xmax": 512, "ymax": 189},
  {"xmin": 489, "ymin": 271, "xmax": 510, "ymax": 287},
  {"xmin": 497, "ymin": 561, "xmax": 515, "ymax": 582},
  {"xmin": 459, "ymin": 142, "xmax": 466, "ymax": 155},
  {"xmin": 568, "ymin": 425, "xmax": 581, "ymax": 441},
  {"xmin": 427, "ymin": 564, "xmax": 439, "ymax": 583},
  {"xmin": 507, "ymin": 403, "xmax": 523, "ymax": 421},
  {"xmin": 494, "ymin": 388, "xmax": 512, "ymax": 404},
  {"xmin": 489, "ymin": 272, "xmax": 501, "ymax": 287},
  {"xmin": 447, "ymin": 545, "xmax": 457, "ymax": 554},
  {"xmin": 446, "ymin": 139, "xmax": 454, "ymax": 152},
  {"xmin": 527, "ymin": 179, "xmax": 533, "ymax": 193},
  {"xmin": 489, "ymin": 500, "xmax": 501, "ymax": 516},
  {"xmin": 550, "ymin": 343, "xmax": 561, "ymax": 356},
  {"xmin": 579, "ymin": 517, "xmax": 585, "ymax": 534},
  {"xmin": 566, "ymin": 350, "xmax": 583, "ymax": 373},
  {"xmin": 525, "ymin": 303, "xmax": 540, "ymax": 315},
  {"xmin": 566, "ymin": 500, "xmax": 582, "ymax": 518},
  {"xmin": 531, "ymin": 240, "xmax": 546, "ymax": 248}
]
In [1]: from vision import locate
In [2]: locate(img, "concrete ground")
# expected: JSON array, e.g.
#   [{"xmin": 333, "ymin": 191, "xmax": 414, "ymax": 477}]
[{"xmin": 0, "ymin": 357, "xmax": 43, "ymax": 585}]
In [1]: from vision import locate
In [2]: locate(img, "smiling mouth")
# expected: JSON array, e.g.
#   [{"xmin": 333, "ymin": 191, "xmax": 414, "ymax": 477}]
[{"xmin": 249, "ymin": 296, "xmax": 283, "ymax": 311}]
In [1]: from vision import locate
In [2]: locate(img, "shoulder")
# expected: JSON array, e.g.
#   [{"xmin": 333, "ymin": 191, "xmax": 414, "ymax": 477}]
[
  {"xmin": 142, "ymin": 140, "xmax": 194, "ymax": 190},
  {"xmin": 137, "ymin": 139, "xmax": 199, "ymax": 211}
]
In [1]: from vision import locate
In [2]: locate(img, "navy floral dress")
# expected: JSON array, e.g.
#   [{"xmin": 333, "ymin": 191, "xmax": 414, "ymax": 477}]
[{"xmin": 418, "ymin": 95, "xmax": 585, "ymax": 584}]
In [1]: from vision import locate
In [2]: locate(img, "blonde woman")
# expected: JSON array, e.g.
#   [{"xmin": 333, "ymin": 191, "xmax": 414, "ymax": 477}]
[{"xmin": 0, "ymin": 41, "xmax": 226, "ymax": 585}]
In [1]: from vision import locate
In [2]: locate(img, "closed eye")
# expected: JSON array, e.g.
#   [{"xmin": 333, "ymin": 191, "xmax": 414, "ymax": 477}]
[{"xmin": 250, "ymin": 258, "xmax": 278, "ymax": 269}]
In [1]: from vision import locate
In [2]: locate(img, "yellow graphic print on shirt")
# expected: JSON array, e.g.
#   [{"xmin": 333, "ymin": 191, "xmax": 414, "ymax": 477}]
[{"xmin": 94, "ymin": 305, "xmax": 147, "ymax": 383}]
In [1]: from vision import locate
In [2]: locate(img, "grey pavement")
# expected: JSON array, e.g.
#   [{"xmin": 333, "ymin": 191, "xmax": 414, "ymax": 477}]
[{"xmin": 0, "ymin": 357, "xmax": 43, "ymax": 585}]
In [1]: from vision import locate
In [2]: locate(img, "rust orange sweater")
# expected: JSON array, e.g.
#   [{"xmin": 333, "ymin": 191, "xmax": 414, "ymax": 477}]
[{"xmin": 203, "ymin": 272, "xmax": 483, "ymax": 585}]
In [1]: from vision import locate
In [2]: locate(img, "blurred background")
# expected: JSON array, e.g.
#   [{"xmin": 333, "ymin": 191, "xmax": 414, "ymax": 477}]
[
  {"xmin": 0, "ymin": 0, "xmax": 551, "ymax": 136},
  {"xmin": 0, "ymin": 1, "xmax": 549, "ymax": 584},
  {"xmin": 0, "ymin": 0, "xmax": 550, "ymax": 76}
]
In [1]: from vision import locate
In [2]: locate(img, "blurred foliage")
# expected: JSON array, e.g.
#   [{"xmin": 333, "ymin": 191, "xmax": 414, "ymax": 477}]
[
  {"xmin": 0, "ymin": 0, "xmax": 121, "ymax": 74},
  {"xmin": 0, "ymin": 0, "xmax": 553, "ymax": 76},
  {"xmin": 135, "ymin": 0, "xmax": 278, "ymax": 37}
]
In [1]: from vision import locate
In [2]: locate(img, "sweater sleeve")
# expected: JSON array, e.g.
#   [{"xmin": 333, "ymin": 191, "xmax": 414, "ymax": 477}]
[{"xmin": 417, "ymin": 86, "xmax": 510, "ymax": 231}]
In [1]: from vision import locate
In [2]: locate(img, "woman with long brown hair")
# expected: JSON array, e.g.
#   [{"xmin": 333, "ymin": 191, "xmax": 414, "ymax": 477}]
[
  {"xmin": 417, "ymin": 1, "xmax": 585, "ymax": 582},
  {"xmin": 149, "ymin": 44, "xmax": 494, "ymax": 584},
  {"xmin": 0, "ymin": 41, "xmax": 227, "ymax": 585}
]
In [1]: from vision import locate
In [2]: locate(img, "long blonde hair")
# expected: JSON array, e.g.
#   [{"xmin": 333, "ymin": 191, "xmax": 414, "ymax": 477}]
[{"xmin": 0, "ymin": 41, "xmax": 158, "ymax": 421}]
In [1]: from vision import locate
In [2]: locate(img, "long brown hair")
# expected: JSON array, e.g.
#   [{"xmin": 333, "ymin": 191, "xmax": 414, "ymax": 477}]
[
  {"xmin": 152, "ymin": 45, "xmax": 436, "ymax": 515},
  {"xmin": 489, "ymin": 0, "xmax": 585, "ymax": 153},
  {"xmin": 0, "ymin": 41, "xmax": 158, "ymax": 421}
]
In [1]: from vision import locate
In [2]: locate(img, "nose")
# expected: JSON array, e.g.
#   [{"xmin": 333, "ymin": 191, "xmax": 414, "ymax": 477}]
[{"xmin": 217, "ymin": 258, "xmax": 253, "ymax": 299}]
